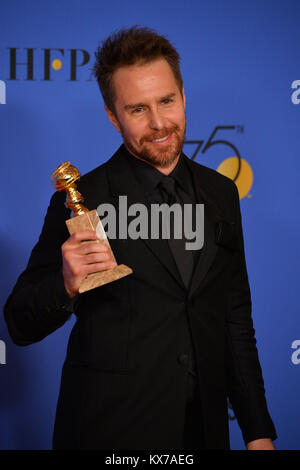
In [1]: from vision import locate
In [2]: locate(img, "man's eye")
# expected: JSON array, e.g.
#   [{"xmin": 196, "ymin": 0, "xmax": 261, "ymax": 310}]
[
  {"xmin": 162, "ymin": 98, "xmax": 173, "ymax": 105},
  {"xmin": 132, "ymin": 107, "xmax": 144, "ymax": 114}
]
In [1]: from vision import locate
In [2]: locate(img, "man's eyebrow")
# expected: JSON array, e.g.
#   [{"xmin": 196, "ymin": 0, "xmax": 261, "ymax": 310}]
[
  {"xmin": 160, "ymin": 92, "xmax": 176, "ymax": 101},
  {"xmin": 123, "ymin": 93, "xmax": 176, "ymax": 111}
]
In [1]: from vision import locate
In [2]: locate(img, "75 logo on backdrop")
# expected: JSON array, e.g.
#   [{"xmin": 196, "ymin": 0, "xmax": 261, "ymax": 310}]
[{"xmin": 184, "ymin": 125, "xmax": 253, "ymax": 199}]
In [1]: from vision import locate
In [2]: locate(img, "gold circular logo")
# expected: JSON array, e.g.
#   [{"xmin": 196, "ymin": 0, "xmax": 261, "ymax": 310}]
[
  {"xmin": 217, "ymin": 157, "xmax": 253, "ymax": 199},
  {"xmin": 52, "ymin": 59, "xmax": 62, "ymax": 70}
]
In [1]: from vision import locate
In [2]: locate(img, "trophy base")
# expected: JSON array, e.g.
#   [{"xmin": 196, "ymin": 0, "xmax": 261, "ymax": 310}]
[
  {"xmin": 79, "ymin": 264, "xmax": 133, "ymax": 293},
  {"xmin": 65, "ymin": 209, "xmax": 133, "ymax": 293}
]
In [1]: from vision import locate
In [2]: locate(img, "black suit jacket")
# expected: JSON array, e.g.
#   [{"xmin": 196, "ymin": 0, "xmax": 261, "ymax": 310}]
[{"xmin": 4, "ymin": 145, "xmax": 277, "ymax": 449}]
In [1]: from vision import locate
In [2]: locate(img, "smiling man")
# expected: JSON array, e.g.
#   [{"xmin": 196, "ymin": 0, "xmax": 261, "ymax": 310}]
[
  {"xmin": 105, "ymin": 58, "xmax": 186, "ymax": 173},
  {"xmin": 4, "ymin": 26, "xmax": 277, "ymax": 450}
]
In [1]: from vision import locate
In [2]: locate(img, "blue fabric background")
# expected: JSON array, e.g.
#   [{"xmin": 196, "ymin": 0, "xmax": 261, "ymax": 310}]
[{"xmin": 0, "ymin": 0, "xmax": 299, "ymax": 449}]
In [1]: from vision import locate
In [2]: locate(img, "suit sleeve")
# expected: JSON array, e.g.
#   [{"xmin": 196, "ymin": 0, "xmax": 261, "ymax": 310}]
[
  {"xmin": 225, "ymin": 182, "xmax": 277, "ymax": 445},
  {"xmin": 3, "ymin": 191, "xmax": 78, "ymax": 346}
]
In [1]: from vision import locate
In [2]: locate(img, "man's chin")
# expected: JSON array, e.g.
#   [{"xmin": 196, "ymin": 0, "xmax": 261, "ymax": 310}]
[
  {"xmin": 139, "ymin": 152, "xmax": 178, "ymax": 168},
  {"xmin": 138, "ymin": 143, "xmax": 183, "ymax": 168}
]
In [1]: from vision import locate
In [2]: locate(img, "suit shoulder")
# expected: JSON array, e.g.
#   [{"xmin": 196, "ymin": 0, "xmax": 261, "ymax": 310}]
[
  {"xmin": 79, "ymin": 160, "xmax": 108, "ymax": 185},
  {"xmin": 76, "ymin": 155, "xmax": 113, "ymax": 199},
  {"xmin": 188, "ymin": 158, "xmax": 237, "ymax": 196}
]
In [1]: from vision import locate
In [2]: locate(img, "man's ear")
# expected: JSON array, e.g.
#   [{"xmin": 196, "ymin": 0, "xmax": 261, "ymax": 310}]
[{"xmin": 104, "ymin": 104, "xmax": 121, "ymax": 133}]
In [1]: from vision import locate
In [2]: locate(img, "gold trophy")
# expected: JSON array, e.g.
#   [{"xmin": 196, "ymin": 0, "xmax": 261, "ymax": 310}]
[{"xmin": 51, "ymin": 161, "xmax": 132, "ymax": 293}]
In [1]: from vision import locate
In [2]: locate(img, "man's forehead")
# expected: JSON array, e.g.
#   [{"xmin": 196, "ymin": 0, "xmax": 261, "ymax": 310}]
[{"xmin": 111, "ymin": 59, "xmax": 180, "ymax": 104}]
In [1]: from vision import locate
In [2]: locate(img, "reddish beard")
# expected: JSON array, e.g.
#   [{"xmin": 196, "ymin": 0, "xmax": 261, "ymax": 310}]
[{"xmin": 121, "ymin": 122, "xmax": 186, "ymax": 169}]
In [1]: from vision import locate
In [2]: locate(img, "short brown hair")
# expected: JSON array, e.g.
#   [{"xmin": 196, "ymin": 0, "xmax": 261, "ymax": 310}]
[{"xmin": 93, "ymin": 26, "xmax": 183, "ymax": 111}]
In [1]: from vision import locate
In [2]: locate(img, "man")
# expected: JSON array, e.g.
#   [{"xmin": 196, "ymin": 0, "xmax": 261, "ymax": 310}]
[{"xmin": 4, "ymin": 26, "xmax": 277, "ymax": 450}]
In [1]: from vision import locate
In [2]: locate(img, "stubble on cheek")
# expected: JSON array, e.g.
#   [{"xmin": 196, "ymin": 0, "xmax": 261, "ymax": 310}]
[{"xmin": 125, "ymin": 123, "xmax": 186, "ymax": 168}]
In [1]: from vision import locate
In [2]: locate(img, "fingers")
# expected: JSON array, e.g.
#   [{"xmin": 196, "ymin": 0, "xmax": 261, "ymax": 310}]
[
  {"xmin": 62, "ymin": 242, "xmax": 114, "ymax": 267},
  {"xmin": 75, "ymin": 241, "xmax": 110, "ymax": 256},
  {"xmin": 62, "ymin": 231, "xmax": 109, "ymax": 254},
  {"xmin": 80, "ymin": 251, "xmax": 112, "ymax": 265},
  {"xmin": 61, "ymin": 230, "xmax": 117, "ymax": 298},
  {"xmin": 84, "ymin": 260, "xmax": 117, "ymax": 275}
]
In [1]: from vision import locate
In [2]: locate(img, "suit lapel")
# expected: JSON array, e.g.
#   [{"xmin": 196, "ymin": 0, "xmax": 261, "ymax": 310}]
[
  {"xmin": 106, "ymin": 146, "xmax": 186, "ymax": 289},
  {"xmin": 183, "ymin": 155, "xmax": 220, "ymax": 298}
]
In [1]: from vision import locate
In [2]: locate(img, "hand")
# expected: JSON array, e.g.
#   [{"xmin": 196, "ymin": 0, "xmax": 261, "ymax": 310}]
[
  {"xmin": 246, "ymin": 438, "xmax": 275, "ymax": 450},
  {"xmin": 61, "ymin": 230, "xmax": 117, "ymax": 298}
]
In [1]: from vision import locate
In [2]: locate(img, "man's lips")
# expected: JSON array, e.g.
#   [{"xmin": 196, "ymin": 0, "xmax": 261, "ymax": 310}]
[{"xmin": 147, "ymin": 133, "xmax": 173, "ymax": 145}]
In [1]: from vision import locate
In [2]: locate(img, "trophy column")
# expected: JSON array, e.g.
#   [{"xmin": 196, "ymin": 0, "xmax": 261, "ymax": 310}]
[{"xmin": 51, "ymin": 161, "xmax": 132, "ymax": 293}]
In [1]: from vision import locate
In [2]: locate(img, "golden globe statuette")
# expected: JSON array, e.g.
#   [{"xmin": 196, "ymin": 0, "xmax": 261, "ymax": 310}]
[{"xmin": 51, "ymin": 161, "xmax": 133, "ymax": 293}]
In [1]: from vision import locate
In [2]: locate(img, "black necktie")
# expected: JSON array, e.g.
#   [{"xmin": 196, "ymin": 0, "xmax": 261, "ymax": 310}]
[{"xmin": 159, "ymin": 176, "xmax": 194, "ymax": 289}]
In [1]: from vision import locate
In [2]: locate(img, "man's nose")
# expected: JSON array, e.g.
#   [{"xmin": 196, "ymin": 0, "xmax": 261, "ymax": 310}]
[{"xmin": 148, "ymin": 108, "xmax": 165, "ymax": 130}]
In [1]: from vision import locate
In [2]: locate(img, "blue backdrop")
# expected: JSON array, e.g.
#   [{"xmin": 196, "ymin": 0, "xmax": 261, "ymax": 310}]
[{"xmin": 0, "ymin": 0, "xmax": 299, "ymax": 450}]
